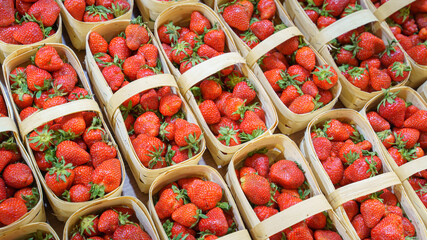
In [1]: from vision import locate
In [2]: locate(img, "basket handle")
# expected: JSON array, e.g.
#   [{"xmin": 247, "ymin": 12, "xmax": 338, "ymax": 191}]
[
  {"xmin": 374, "ymin": 0, "xmax": 415, "ymax": 22},
  {"xmin": 178, "ymin": 52, "xmax": 246, "ymax": 95},
  {"xmin": 0, "ymin": 117, "xmax": 18, "ymax": 135},
  {"xmin": 106, "ymin": 74, "xmax": 177, "ymax": 121},
  {"xmin": 311, "ymin": 10, "xmax": 377, "ymax": 50},
  {"xmin": 251, "ymin": 195, "xmax": 331, "ymax": 238},
  {"xmin": 246, "ymin": 27, "xmax": 302, "ymax": 67},
  {"xmin": 327, "ymin": 172, "xmax": 401, "ymax": 209},
  {"xmin": 394, "ymin": 157, "xmax": 427, "ymax": 182},
  {"xmin": 20, "ymin": 99, "xmax": 101, "ymax": 138}
]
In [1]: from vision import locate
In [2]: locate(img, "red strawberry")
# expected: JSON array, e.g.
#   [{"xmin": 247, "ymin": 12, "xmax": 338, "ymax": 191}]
[
  {"xmin": 13, "ymin": 22, "xmax": 44, "ymax": 44},
  {"xmin": 367, "ymin": 111, "xmax": 390, "ymax": 132},
  {"xmin": 224, "ymin": 97, "xmax": 245, "ymax": 121},
  {"xmin": 137, "ymin": 44, "xmax": 158, "ymax": 67},
  {"xmin": 250, "ymin": 20, "xmax": 274, "ymax": 41},
  {"xmin": 371, "ymin": 213, "xmax": 404, "ymax": 239},
  {"xmin": 360, "ymin": 198, "xmax": 385, "ymax": 228},
  {"xmin": 239, "ymin": 110, "xmax": 267, "ymax": 135},
  {"xmin": 296, "ymin": 46, "xmax": 316, "ymax": 71},
  {"xmin": 25, "ymin": 65, "xmax": 52, "ymax": 92},
  {"xmin": 139, "ymin": 89, "xmax": 159, "ymax": 111},
  {"xmin": 324, "ymin": 0, "xmax": 350, "ymax": 17},
  {"xmin": 257, "ymin": 0, "xmax": 276, "ymax": 20},
  {"xmin": 241, "ymin": 173, "xmax": 271, "ymax": 205},
  {"xmin": 90, "ymin": 142, "xmax": 117, "ymax": 168},
  {"xmin": 134, "ymin": 111, "xmax": 160, "ymax": 137},
  {"xmin": 83, "ymin": 6, "xmax": 114, "ymax": 22},
  {"xmin": 199, "ymin": 100, "xmax": 221, "ymax": 125},
  {"xmin": 92, "ymin": 158, "xmax": 121, "ymax": 193},
  {"xmin": 204, "ymin": 27, "xmax": 225, "ymax": 52},
  {"xmin": 379, "ymin": 45, "xmax": 404, "ymax": 68},
  {"xmin": 187, "ymin": 180, "xmax": 222, "ymax": 212},
  {"xmin": 200, "ymin": 79, "xmax": 222, "ymax": 100},
  {"xmin": 159, "ymin": 94, "xmax": 182, "ymax": 117},
  {"xmin": 28, "ymin": 0, "xmax": 60, "ymax": 27},
  {"xmin": 108, "ymin": 36, "xmax": 131, "ymax": 60},
  {"xmin": 370, "ymin": 66, "xmax": 392, "ymax": 91},
  {"xmin": 189, "ymin": 11, "xmax": 211, "ymax": 35},
  {"xmin": 174, "ymin": 119, "xmax": 202, "ymax": 154},
  {"xmin": 306, "ymin": 212, "xmax": 326, "ymax": 230},
  {"xmin": 123, "ymin": 55, "xmax": 146, "ymax": 81},
  {"xmin": 125, "ymin": 17, "xmax": 149, "ymax": 51},
  {"xmin": 45, "ymin": 161, "xmax": 75, "ymax": 196},
  {"xmin": 322, "ymin": 157, "xmax": 344, "ymax": 185},
  {"xmin": 244, "ymin": 153, "xmax": 269, "ymax": 178},
  {"xmin": 222, "ymin": 4, "xmax": 250, "ymax": 31},
  {"xmin": 378, "ymin": 90, "xmax": 406, "ymax": 127},
  {"xmin": 64, "ymin": 0, "xmax": 85, "ymax": 21},
  {"xmin": 56, "ymin": 141, "xmax": 90, "ymax": 166},
  {"xmin": 280, "ymin": 85, "xmax": 301, "ymax": 106},
  {"xmin": 0, "ymin": 198, "xmax": 27, "ymax": 225},
  {"xmin": 198, "ymin": 207, "xmax": 228, "ymax": 237},
  {"xmin": 0, "ymin": 0, "xmax": 15, "ymax": 27},
  {"xmin": 394, "ymin": 128, "xmax": 420, "ymax": 149},
  {"xmin": 73, "ymin": 165, "xmax": 93, "ymax": 186},
  {"xmin": 289, "ymin": 94, "xmax": 316, "ymax": 114},
  {"xmin": 277, "ymin": 192, "xmax": 302, "ymax": 211},
  {"xmin": 407, "ymin": 42, "xmax": 427, "ymax": 65},
  {"xmin": 387, "ymin": 62, "xmax": 410, "ymax": 82},
  {"xmin": 269, "ymin": 160, "xmax": 305, "ymax": 189},
  {"xmin": 343, "ymin": 200, "xmax": 359, "ymax": 221},
  {"xmin": 404, "ymin": 109, "xmax": 427, "ymax": 132},
  {"xmin": 3, "ymin": 163, "xmax": 33, "ymax": 189},
  {"xmin": 155, "ymin": 187, "xmax": 184, "ymax": 219},
  {"xmin": 232, "ymin": 81, "xmax": 256, "ymax": 103},
  {"xmin": 313, "ymin": 65, "xmax": 338, "ymax": 90},
  {"xmin": 352, "ymin": 214, "xmax": 371, "ymax": 239},
  {"xmin": 102, "ymin": 65, "xmax": 124, "ymax": 92},
  {"xmin": 317, "ymin": 15, "xmax": 336, "ymax": 29}
]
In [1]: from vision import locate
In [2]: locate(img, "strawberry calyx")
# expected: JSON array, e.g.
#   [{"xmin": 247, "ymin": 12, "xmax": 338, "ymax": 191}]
[
  {"xmin": 197, "ymin": 231, "xmax": 216, "ymax": 240},
  {"xmin": 364, "ymin": 156, "xmax": 378, "ymax": 177},
  {"xmin": 172, "ymin": 41, "xmax": 191, "ymax": 57},
  {"xmin": 0, "ymin": 136, "xmax": 18, "ymax": 152},
  {"xmin": 163, "ymin": 219, "xmax": 176, "ymax": 238},
  {"xmin": 85, "ymin": 5, "xmax": 113, "ymax": 20},
  {"xmin": 218, "ymin": 0, "xmax": 238, "ymax": 12},
  {"xmin": 216, "ymin": 201, "xmax": 231, "ymax": 211},
  {"xmin": 241, "ymin": 31, "xmax": 260, "ymax": 48},
  {"xmin": 377, "ymin": 88, "xmax": 398, "ymax": 111},
  {"xmin": 276, "ymin": 71, "xmax": 300, "ymax": 90},
  {"xmin": 247, "ymin": 147, "xmax": 268, "ymax": 157},
  {"xmin": 313, "ymin": 65, "xmax": 335, "ymax": 84},
  {"xmin": 344, "ymin": 150, "xmax": 359, "ymax": 165},
  {"xmin": 398, "ymin": 146, "xmax": 417, "ymax": 162},
  {"xmin": 79, "ymin": 214, "xmax": 98, "ymax": 236},
  {"xmin": 350, "ymin": 128, "xmax": 365, "ymax": 143},
  {"xmin": 225, "ymin": 72, "xmax": 246, "ymax": 89},
  {"xmin": 148, "ymin": 144, "xmax": 165, "ymax": 169},
  {"xmin": 380, "ymin": 39, "xmax": 398, "ymax": 58},
  {"xmin": 298, "ymin": 186, "xmax": 310, "ymax": 200},
  {"xmin": 172, "ymin": 185, "xmax": 190, "ymax": 204},
  {"xmin": 397, "ymin": 6, "xmax": 411, "ymax": 23},
  {"xmin": 313, "ymin": 94, "xmax": 324, "ymax": 111},
  {"xmin": 342, "ymin": 34, "xmax": 361, "ymax": 57},
  {"xmin": 19, "ymin": 14, "xmax": 52, "ymax": 39},
  {"xmin": 232, "ymin": 103, "xmax": 247, "ymax": 120},
  {"xmin": 90, "ymin": 183, "xmax": 106, "ymax": 199},
  {"xmin": 29, "ymin": 125, "xmax": 56, "ymax": 152},
  {"xmin": 10, "ymin": 69, "xmax": 27, "ymax": 89},
  {"xmin": 86, "ymin": 117, "xmax": 106, "ymax": 135},
  {"xmin": 159, "ymin": 122, "xmax": 170, "ymax": 141},
  {"xmin": 190, "ymin": 209, "xmax": 208, "ymax": 228},
  {"xmin": 165, "ymin": 21, "xmax": 181, "ymax": 45},
  {"xmin": 47, "ymin": 159, "xmax": 74, "ymax": 182},
  {"xmin": 343, "ymin": 3, "xmax": 362, "ymax": 16},
  {"xmin": 61, "ymin": 189, "xmax": 71, "ymax": 202},
  {"xmin": 111, "ymin": 2, "xmax": 129, "ymax": 18},
  {"xmin": 390, "ymin": 62, "xmax": 411, "ymax": 77},
  {"xmin": 180, "ymin": 133, "xmax": 203, "ymax": 158},
  {"xmin": 239, "ymin": 128, "xmax": 264, "ymax": 143},
  {"xmin": 12, "ymin": 85, "xmax": 34, "ymax": 102},
  {"xmin": 311, "ymin": 125, "xmax": 329, "ymax": 139},
  {"xmin": 347, "ymin": 66, "xmax": 364, "ymax": 77},
  {"xmin": 376, "ymin": 129, "xmax": 392, "ymax": 141},
  {"xmin": 266, "ymin": 182, "xmax": 278, "ymax": 207},
  {"xmin": 416, "ymin": 183, "xmax": 427, "ymax": 195},
  {"xmin": 217, "ymin": 126, "xmax": 239, "ymax": 146},
  {"xmin": 21, "ymin": 187, "xmax": 40, "ymax": 210},
  {"xmin": 274, "ymin": 24, "xmax": 287, "ymax": 33},
  {"xmin": 114, "ymin": 209, "xmax": 134, "ymax": 226},
  {"xmin": 47, "ymin": 82, "xmax": 67, "ymax": 99}
]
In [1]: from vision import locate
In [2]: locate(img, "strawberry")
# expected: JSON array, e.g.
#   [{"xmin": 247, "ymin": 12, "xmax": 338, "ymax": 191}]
[
  {"xmin": 204, "ymin": 26, "xmax": 225, "ymax": 52},
  {"xmin": 387, "ymin": 62, "xmax": 410, "ymax": 82},
  {"xmin": 198, "ymin": 207, "xmax": 228, "ymax": 237},
  {"xmin": 200, "ymin": 79, "xmax": 222, "ymax": 100},
  {"xmin": 155, "ymin": 187, "xmax": 184, "ymax": 219},
  {"xmin": 89, "ymin": 32, "xmax": 108, "ymax": 54},
  {"xmin": 137, "ymin": 44, "xmax": 158, "ymax": 67},
  {"xmin": 108, "ymin": 36, "xmax": 131, "ymax": 60},
  {"xmin": 134, "ymin": 111, "xmax": 160, "ymax": 137},
  {"xmin": 223, "ymin": 97, "xmax": 245, "ymax": 121},
  {"xmin": 190, "ymin": 11, "xmax": 211, "ymax": 35},
  {"xmin": 12, "ymin": 89, "xmax": 34, "ymax": 110},
  {"xmin": 187, "ymin": 180, "xmax": 222, "ymax": 211},
  {"xmin": 371, "ymin": 213, "xmax": 404, "ymax": 239},
  {"xmin": 317, "ymin": 15, "xmax": 337, "ymax": 29},
  {"xmin": 346, "ymin": 67, "xmax": 369, "ymax": 90},
  {"xmin": 239, "ymin": 110, "xmax": 267, "ymax": 135},
  {"xmin": 336, "ymin": 48, "xmax": 359, "ymax": 66},
  {"xmin": 25, "ymin": 65, "xmax": 52, "ymax": 92},
  {"xmin": 322, "ymin": 157, "xmax": 344, "ymax": 185},
  {"xmin": 289, "ymin": 94, "xmax": 316, "ymax": 114},
  {"xmin": 199, "ymin": 100, "xmax": 221, "ymax": 125},
  {"xmin": 13, "ymin": 22, "xmax": 44, "ymax": 44},
  {"xmin": 313, "ymin": 137, "xmax": 332, "ymax": 161},
  {"xmin": 407, "ymin": 42, "xmax": 427, "ymax": 65},
  {"xmin": 402, "ymin": 217, "xmax": 416, "ymax": 237},
  {"xmin": 28, "ymin": 126, "xmax": 55, "ymax": 152},
  {"xmin": 139, "ymin": 89, "xmax": 159, "ymax": 111},
  {"xmin": 123, "ymin": 55, "xmax": 146, "ymax": 80},
  {"xmin": 277, "ymin": 192, "xmax": 302, "ymax": 211},
  {"xmin": 240, "ymin": 173, "xmax": 271, "ymax": 205},
  {"xmin": 296, "ymin": 46, "xmax": 316, "ymax": 71},
  {"xmin": 250, "ymin": 20, "xmax": 274, "ymax": 41},
  {"xmin": 197, "ymin": 44, "xmax": 219, "ymax": 59},
  {"xmin": 45, "ymin": 161, "xmax": 75, "ymax": 196},
  {"xmin": 79, "ymin": 215, "xmax": 100, "ymax": 237},
  {"xmin": 280, "ymin": 85, "xmax": 301, "ymax": 106},
  {"xmin": 356, "ymin": 32, "xmax": 385, "ymax": 60},
  {"xmin": 159, "ymin": 94, "xmax": 182, "ymax": 117},
  {"xmin": 259, "ymin": 53, "xmax": 287, "ymax": 71},
  {"xmin": 244, "ymin": 153, "xmax": 269, "ymax": 178},
  {"xmin": 367, "ymin": 111, "xmax": 390, "ymax": 132},
  {"xmin": 343, "ymin": 200, "xmax": 359, "ymax": 221},
  {"xmin": 324, "ymin": 0, "xmax": 350, "ymax": 17},
  {"xmin": 92, "ymin": 158, "xmax": 121, "ymax": 194},
  {"xmin": 0, "ymin": 198, "xmax": 27, "ymax": 225},
  {"xmin": 222, "ymin": 4, "xmax": 250, "ymax": 31},
  {"xmin": 351, "ymin": 214, "xmax": 371, "ymax": 239},
  {"xmin": 232, "ymin": 81, "xmax": 256, "ymax": 103},
  {"xmin": 344, "ymin": 156, "xmax": 380, "ymax": 182},
  {"xmin": 64, "ymin": 0, "xmax": 86, "ymax": 21},
  {"xmin": 240, "ymin": 31, "xmax": 260, "ymax": 49},
  {"xmin": 83, "ymin": 118, "xmax": 105, "ymax": 147},
  {"xmin": 269, "ymin": 160, "xmax": 305, "ymax": 189},
  {"xmin": 125, "ymin": 17, "xmax": 149, "ymax": 51},
  {"xmin": 90, "ymin": 142, "xmax": 117, "ymax": 168},
  {"xmin": 257, "ymin": 0, "xmax": 276, "ymax": 20},
  {"xmin": 394, "ymin": 128, "xmax": 420, "ymax": 149},
  {"xmin": 0, "ymin": 25, "xmax": 20, "ymax": 44},
  {"xmin": 114, "ymin": 223, "xmax": 151, "ymax": 240},
  {"xmin": 3, "ymin": 163, "xmax": 33, "ymax": 189},
  {"xmin": 158, "ymin": 22, "xmax": 181, "ymax": 45},
  {"xmin": 28, "ymin": 0, "xmax": 60, "ymax": 27},
  {"xmin": 313, "ymin": 65, "xmax": 338, "ymax": 90},
  {"xmin": 360, "ymin": 197, "xmax": 385, "ymax": 228},
  {"xmin": 93, "ymin": 53, "xmax": 113, "ymax": 70},
  {"xmin": 102, "ymin": 65, "xmax": 124, "ymax": 92},
  {"xmin": 377, "ymin": 90, "xmax": 406, "ymax": 127},
  {"xmin": 73, "ymin": 165, "xmax": 93, "ymax": 186},
  {"xmin": 56, "ymin": 141, "xmax": 90, "ymax": 166},
  {"xmin": 379, "ymin": 44, "xmax": 404, "ymax": 68},
  {"xmin": 172, "ymin": 203, "xmax": 204, "ymax": 228},
  {"xmin": 404, "ymin": 110, "xmax": 427, "ymax": 132},
  {"xmin": 264, "ymin": 69, "xmax": 284, "ymax": 92},
  {"xmin": 0, "ymin": 0, "xmax": 15, "ymax": 27},
  {"xmin": 306, "ymin": 212, "xmax": 326, "ymax": 230},
  {"xmin": 83, "ymin": 6, "xmax": 114, "ymax": 22},
  {"xmin": 43, "ymin": 96, "xmax": 67, "ymax": 109},
  {"xmin": 60, "ymin": 112, "xmax": 86, "ymax": 136},
  {"xmin": 67, "ymin": 184, "xmax": 90, "ymax": 202},
  {"xmin": 132, "ymin": 135, "xmax": 166, "ymax": 168},
  {"xmin": 369, "ymin": 67, "xmax": 391, "ymax": 91},
  {"xmin": 172, "ymin": 41, "xmax": 193, "ymax": 64},
  {"xmin": 314, "ymin": 230, "xmax": 342, "ymax": 240}
]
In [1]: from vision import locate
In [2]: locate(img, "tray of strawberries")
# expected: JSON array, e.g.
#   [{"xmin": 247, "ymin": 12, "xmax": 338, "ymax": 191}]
[
  {"xmin": 1, "ymin": 222, "xmax": 60, "ymax": 239},
  {"xmin": 55, "ymin": 0, "xmax": 133, "ymax": 50},
  {"xmin": 85, "ymin": 19, "xmax": 206, "ymax": 193},
  {"xmin": 63, "ymin": 196, "xmax": 159, "ymax": 239},
  {"xmin": 364, "ymin": 0, "xmax": 427, "ymax": 87},
  {"xmin": 148, "ymin": 165, "xmax": 251, "ymax": 240},
  {"xmin": 226, "ymin": 134, "xmax": 352, "ymax": 240},
  {"xmin": 0, "ymin": 117, "xmax": 45, "ymax": 234},
  {"xmin": 0, "ymin": 0, "xmax": 62, "ymax": 62}
]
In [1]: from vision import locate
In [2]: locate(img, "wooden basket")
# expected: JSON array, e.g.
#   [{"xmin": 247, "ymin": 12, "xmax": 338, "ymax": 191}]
[
  {"xmin": 18, "ymin": 99, "xmax": 126, "ymax": 221},
  {"xmin": 0, "ymin": 16, "xmax": 63, "ymax": 63},
  {"xmin": 2, "ymin": 43, "xmax": 93, "ymax": 127},
  {"xmin": 243, "ymin": 27, "xmax": 341, "ymax": 134},
  {"xmin": 214, "ymin": 0, "xmax": 293, "ymax": 57},
  {"xmin": 310, "ymin": 10, "xmax": 411, "ymax": 110},
  {"xmin": 362, "ymin": 0, "xmax": 427, "ymax": 88},
  {"xmin": 63, "ymin": 196, "xmax": 159, "ymax": 240},
  {"xmin": 360, "ymin": 86, "xmax": 427, "ymax": 226},
  {"xmin": 418, "ymin": 80, "xmax": 427, "ymax": 102},
  {"xmin": 225, "ymin": 134, "xmax": 352, "ymax": 240},
  {"xmin": 177, "ymin": 52, "xmax": 278, "ymax": 166},
  {"xmin": 54, "ymin": 0, "xmax": 133, "ymax": 50},
  {"xmin": 148, "ymin": 165, "xmax": 251, "ymax": 240},
  {"xmin": 85, "ymin": 20, "xmax": 206, "ymax": 193},
  {"xmin": 0, "ymin": 117, "xmax": 45, "ymax": 235},
  {"xmin": 136, "ymin": 0, "xmax": 198, "ymax": 29},
  {"xmin": 0, "ymin": 82, "xmax": 14, "ymax": 120},
  {"xmin": 0, "ymin": 222, "xmax": 60, "ymax": 240},
  {"xmin": 154, "ymin": 2, "xmax": 238, "ymax": 79}
]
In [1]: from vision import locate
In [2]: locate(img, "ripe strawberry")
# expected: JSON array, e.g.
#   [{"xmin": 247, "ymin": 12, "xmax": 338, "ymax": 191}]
[
  {"xmin": 369, "ymin": 66, "xmax": 391, "ymax": 91},
  {"xmin": 108, "ymin": 36, "xmax": 131, "ymax": 60},
  {"xmin": 232, "ymin": 81, "xmax": 256, "ymax": 103},
  {"xmin": 324, "ymin": 0, "xmax": 350, "ymax": 17},
  {"xmin": 92, "ymin": 158, "xmax": 121, "ymax": 194},
  {"xmin": 132, "ymin": 135, "xmax": 166, "ymax": 168},
  {"xmin": 322, "ymin": 157, "xmax": 344, "ymax": 185},
  {"xmin": 190, "ymin": 11, "xmax": 211, "ymax": 35},
  {"xmin": 204, "ymin": 27, "xmax": 225, "ymax": 52},
  {"xmin": 379, "ymin": 44, "xmax": 404, "ymax": 68},
  {"xmin": 89, "ymin": 32, "xmax": 108, "ymax": 54},
  {"xmin": 336, "ymin": 48, "xmax": 359, "ymax": 66},
  {"xmin": 158, "ymin": 93, "xmax": 181, "ymax": 117},
  {"xmin": 64, "ymin": 0, "xmax": 85, "ymax": 21},
  {"xmin": 137, "ymin": 44, "xmax": 158, "ymax": 67},
  {"xmin": 25, "ymin": 65, "xmax": 52, "ymax": 92},
  {"xmin": 257, "ymin": 0, "xmax": 276, "ymax": 20},
  {"xmin": 3, "ymin": 163, "xmax": 33, "ymax": 189},
  {"xmin": 134, "ymin": 111, "xmax": 160, "ymax": 137},
  {"xmin": 289, "ymin": 94, "xmax": 316, "ymax": 114},
  {"xmin": 280, "ymin": 85, "xmax": 301, "ymax": 106},
  {"xmin": 367, "ymin": 111, "xmax": 390, "ymax": 132},
  {"xmin": 155, "ymin": 187, "xmax": 184, "ymax": 219},
  {"xmin": 371, "ymin": 213, "xmax": 404, "ymax": 239},
  {"xmin": 250, "ymin": 20, "xmax": 274, "ymax": 41},
  {"xmin": 360, "ymin": 198, "xmax": 385, "ymax": 228},
  {"xmin": 344, "ymin": 156, "xmax": 380, "ymax": 182},
  {"xmin": 73, "ymin": 165, "xmax": 93, "ymax": 186},
  {"xmin": 83, "ymin": 6, "xmax": 114, "ymax": 22},
  {"xmin": 122, "ymin": 55, "xmax": 146, "ymax": 81},
  {"xmin": 102, "ymin": 65, "xmax": 124, "ymax": 92},
  {"xmin": 346, "ymin": 66, "xmax": 369, "ymax": 90},
  {"xmin": 244, "ymin": 153, "xmax": 269, "ymax": 178},
  {"xmin": 12, "ymin": 89, "xmax": 34, "ymax": 110},
  {"xmin": 402, "ymin": 217, "xmax": 416, "ymax": 237},
  {"xmin": 198, "ymin": 207, "xmax": 228, "ymax": 237},
  {"xmin": 394, "ymin": 128, "xmax": 420, "ymax": 149},
  {"xmin": 404, "ymin": 110, "xmax": 427, "ymax": 132},
  {"xmin": 240, "ymin": 110, "xmax": 267, "ymax": 135},
  {"xmin": 13, "ymin": 22, "xmax": 44, "ymax": 44},
  {"xmin": 259, "ymin": 54, "xmax": 287, "ymax": 71},
  {"xmin": 0, "ymin": 0, "xmax": 15, "ymax": 27},
  {"xmin": 139, "ymin": 89, "xmax": 159, "ymax": 111},
  {"xmin": 187, "ymin": 180, "xmax": 222, "ymax": 211},
  {"xmin": 306, "ymin": 212, "xmax": 326, "ymax": 230},
  {"xmin": 223, "ymin": 97, "xmax": 245, "ymax": 121},
  {"xmin": 296, "ymin": 46, "xmax": 316, "ymax": 71},
  {"xmin": 240, "ymin": 173, "xmax": 271, "ymax": 205},
  {"xmin": 172, "ymin": 203, "xmax": 203, "ymax": 228},
  {"xmin": 277, "ymin": 192, "xmax": 302, "ymax": 211},
  {"xmin": 313, "ymin": 65, "xmax": 338, "ymax": 90},
  {"xmin": 351, "ymin": 214, "xmax": 371, "ymax": 239},
  {"xmin": 343, "ymin": 200, "xmax": 359, "ymax": 221},
  {"xmin": 55, "ymin": 141, "xmax": 90, "ymax": 166},
  {"xmin": 407, "ymin": 42, "xmax": 427, "ymax": 65},
  {"xmin": 313, "ymin": 137, "xmax": 332, "ymax": 161},
  {"xmin": 317, "ymin": 15, "xmax": 337, "ymax": 29},
  {"xmin": 199, "ymin": 100, "xmax": 221, "ymax": 125},
  {"xmin": 387, "ymin": 62, "xmax": 410, "ymax": 82},
  {"xmin": 269, "ymin": 160, "xmax": 304, "ymax": 189},
  {"xmin": 43, "ymin": 96, "xmax": 67, "ymax": 109},
  {"xmin": 45, "ymin": 161, "xmax": 75, "ymax": 196},
  {"xmin": 90, "ymin": 142, "xmax": 117, "ymax": 168},
  {"xmin": 83, "ymin": 118, "xmax": 105, "ymax": 147},
  {"xmin": 125, "ymin": 17, "xmax": 149, "ymax": 51},
  {"xmin": 67, "ymin": 184, "xmax": 90, "ymax": 202},
  {"xmin": 378, "ymin": 90, "xmax": 406, "ymax": 127},
  {"xmin": 314, "ymin": 230, "xmax": 341, "ymax": 240},
  {"xmin": 28, "ymin": 126, "xmax": 54, "ymax": 152},
  {"xmin": 28, "ymin": 0, "xmax": 60, "ymax": 27},
  {"xmin": 200, "ymin": 79, "xmax": 222, "ymax": 100},
  {"xmin": 0, "ymin": 197, "xmax": 27, "ymax": 225},
  {"xmin": 60, "ymin": 112, "xmax": 86, "ymax": 136},
  {"xmin": 222, "ymin": 4, "xmax": 250, "ymax": 31},
  {"xmin": 356, "ymin": 32, "xmax": 385, "ymax": 60}
]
